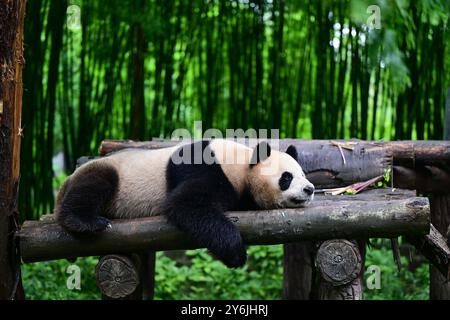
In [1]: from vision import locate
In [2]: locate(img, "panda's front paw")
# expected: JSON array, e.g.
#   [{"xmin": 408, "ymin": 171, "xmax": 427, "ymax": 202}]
[
  {"xmin": 222, "ymin": 245, "xmax": 247, "ymax": 268},
  {"xmin": 59, "ymin": 214, "xmax": 112, "ymax": 233},
  {"xmin": 213, "ymin": 236, "xmax": 247, "ymax": 268}
]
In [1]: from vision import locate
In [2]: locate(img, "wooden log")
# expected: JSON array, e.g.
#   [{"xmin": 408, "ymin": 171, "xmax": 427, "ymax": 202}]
[
  {"xmin": 96, "ymin": 255, "xmax": 140, "ymax": 299},
  {"xmin": 393, "ymin": 165, "xmax": 450, "ymax": 195},
  {"xmin": 282, "ymin": 188, "xmax": 414, "ymax": 300},
  {"xmin": 99, "ymin": 139, "xmax": 450, "ymax": 193},
  {"xmin": 17, "ymin": 196, "xmax": 430, "ymax": 263},
  {"xmin": 406, "ymin": 225, "xmax": 450, "ymax": 279},
  {"xmin": 0, "ymin": 0, "xmax": 26, "ymax": 300},
  {"xmin": 99, "ymin": 139, "xmax": 450, "ymax": 165},
  {"xmin": 316, "ymin": 240, "xmax": 362, "ymax": 286},
  {"xmin": 99, "ymin": 139, "xmax": 391, "ymax": 189},
  {"xmin": 314, "ymin": 240, "xmax": 363, "ymax": 300}
]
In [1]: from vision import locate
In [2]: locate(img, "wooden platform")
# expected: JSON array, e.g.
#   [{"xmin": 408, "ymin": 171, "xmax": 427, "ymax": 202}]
[{"xmin": 17, "ymin": 188, "xmax": 430, "ymax": 263}]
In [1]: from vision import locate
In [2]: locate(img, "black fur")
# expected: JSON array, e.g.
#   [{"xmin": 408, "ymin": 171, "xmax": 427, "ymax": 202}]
[
  {"xmin": 279, "ymin": 172, "xmax": 293, "ymax": 191},
  {"xmin": 250, "ymin": 141, "xmax": 271, "ymax": 166},
  {"xmin": 165, "ymin": 141, "xmax": 248, "ymax": 268},
  {"xmin": 57, "ymin": 163, "xmax": 118, "ymax": 233},
  {"xmin": 286, "ymin": 145, "xmax": 298, "ymax": 160}
]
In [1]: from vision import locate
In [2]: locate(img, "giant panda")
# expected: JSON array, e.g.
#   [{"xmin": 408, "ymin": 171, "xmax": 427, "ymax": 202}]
[{"xmin": 55, "ymin": 139, "xmax": 315, "ymax": 268}]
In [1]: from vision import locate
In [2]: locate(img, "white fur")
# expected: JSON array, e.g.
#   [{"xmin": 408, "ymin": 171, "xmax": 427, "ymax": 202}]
[
  {"xmin": 78, "ymin": 147, "xmax": 177, "ymax": 219},
  {"xmin": 248, "ymin": 149, "xmax": 313, "ymax": 209}
]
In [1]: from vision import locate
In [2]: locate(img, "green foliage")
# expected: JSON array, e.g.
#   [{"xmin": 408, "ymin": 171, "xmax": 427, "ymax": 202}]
[
  {"xmin": 18, "ymin": 0, "xmax": 444, "ymax": 301},
  {"xmin": 20, "ymin": 0, "xmax": 450, "ymax": 220},
  {"xmin": 22, "ymin": 257, "xmax": 100, "ymax": 300},
  {"xmin": 22, "ymin": 243, "xmax": 429, "ymax": 300},
  {"xmin": 155, "ymin": 246, "xmax": 283, "ymax": 300},
  {"xmin": 364, "ymin": 239, "xmax": 429, "ymax": 300}
]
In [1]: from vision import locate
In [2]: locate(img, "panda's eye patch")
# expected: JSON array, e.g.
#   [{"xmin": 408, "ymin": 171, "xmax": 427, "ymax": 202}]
[{"xmin": 279, "ymin": 172, "xmax": 293, "ymax": 191}]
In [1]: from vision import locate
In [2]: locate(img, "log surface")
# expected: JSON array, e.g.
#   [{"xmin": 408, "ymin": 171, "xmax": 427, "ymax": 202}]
[
  {"xmin": 315, "ymin": 240, "xmax": 363, "ymax": 300},
  {"xmin": 18, "ymin": 195, "xmax": 430, "ymax": 263},
  {"xmin": 316, "ymin": 240, "xmax": 362, "ymax": 286},
  {"xmin": 99, "ymin": 139, "xmax": 450, "ymax": 192},
  {"xmin": 100, "ymin": 139, "xmax": 391, "ymax": 189},
  {"xmin": 96, "ymin": 255, "xmax": 139, "ymax": 299}
]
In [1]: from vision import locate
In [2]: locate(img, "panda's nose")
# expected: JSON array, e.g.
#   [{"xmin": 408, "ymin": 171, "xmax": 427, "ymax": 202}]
[{"xmin": 303, "ymin": 185, "xmax": 315, "ymax": 196}]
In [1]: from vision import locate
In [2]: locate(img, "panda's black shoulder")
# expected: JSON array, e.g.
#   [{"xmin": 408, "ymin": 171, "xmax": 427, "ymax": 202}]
[
  {"xmin": 165, "ymin": 141, "xmax": 237, "ymax": 202},
  {"xmin": 165, "ymin": 141, "xmax": 221, "ymax": 186}
]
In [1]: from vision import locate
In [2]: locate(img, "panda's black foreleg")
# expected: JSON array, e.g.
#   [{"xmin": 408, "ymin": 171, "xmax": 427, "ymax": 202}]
[
  {"xmin": 163, "ymin": 181, "xmax": 247, "ymax": 268},
  {"xmin": 57, "ymin": 164, "xmax": 118, "ymax": 233}
]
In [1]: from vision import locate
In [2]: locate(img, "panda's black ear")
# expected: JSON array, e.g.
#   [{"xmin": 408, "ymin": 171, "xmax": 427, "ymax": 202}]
[
  {"xmin": 286, "ymin": 145, "xmax": 298, "ymax": 161},
  {"xmin": 250, "ymin": 141, "xmax": 271, "ymax": 167}
]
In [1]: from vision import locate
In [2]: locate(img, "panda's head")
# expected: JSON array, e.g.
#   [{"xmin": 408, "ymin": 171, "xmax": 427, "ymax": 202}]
[{"xmin": 247, "ymin": 142, "xmax": 314, "ymax": 209}]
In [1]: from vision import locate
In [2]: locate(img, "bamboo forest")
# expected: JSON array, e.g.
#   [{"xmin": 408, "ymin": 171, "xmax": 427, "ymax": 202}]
[
  {"xmin": 1, "ymin": 0, "xmax": 449, "ymax": 301},
  {"xmin": 21, "ymin": 0, "xmax": 449, "ymax": 220}
]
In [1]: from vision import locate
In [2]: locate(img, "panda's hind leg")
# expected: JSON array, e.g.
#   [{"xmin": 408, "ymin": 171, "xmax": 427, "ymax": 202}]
[
  {"xmin": 56, "ymin": 163, "xmax": 118, "ymax": 233},
  {"xmin": 163, "ymin": 179, "xmax": 246, "ymax": 268}
]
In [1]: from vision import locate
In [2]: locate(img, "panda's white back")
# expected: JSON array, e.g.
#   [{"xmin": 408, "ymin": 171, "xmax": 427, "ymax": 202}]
[{"xmin": 97, "ymin": 147, "xmax": 178, "ymax": 218}]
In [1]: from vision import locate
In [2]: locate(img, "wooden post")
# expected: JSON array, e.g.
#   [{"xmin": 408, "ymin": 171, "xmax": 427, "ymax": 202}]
[
  {"xmin": 96, "ymin": 252, "xmax": 156, "ymax": 300},
  {"xmin": 140, "ymin": 251, "xmax": 156, "ymax": 300},
  {"xmin": 283, "ymin": 243, "xmax": 313, "ymax": 299},
  {"xmin": 429, "ymin": 88, "xmax": 450, "ymax": 300},
  {"xmin": 96, "ymin": 254, "xmax": 140, "ymax": 299},
  {"xmin": 313, "ymin": 240, "xmax": 363, "ymax": 300},
  {"xmin": 0, "ymin": 0, "xmax": 26, "ymax": 300},
  {"xmin": 444, "ymin": 88, "xmax": 450, "ymax": 141}
]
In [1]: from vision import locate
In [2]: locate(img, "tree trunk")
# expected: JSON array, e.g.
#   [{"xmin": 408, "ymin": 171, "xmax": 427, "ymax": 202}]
[{"xmin": 0, "ymin": 0, "xmax": 26, "ymax": 300}]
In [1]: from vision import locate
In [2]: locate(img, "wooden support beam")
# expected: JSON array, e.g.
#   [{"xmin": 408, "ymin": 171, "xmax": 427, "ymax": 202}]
[
  {"xmin": 407, "ymin": 225, "xmax": 450, "ymax": 280},
  {"xmin": 17, "ymin": 196, "xmax": 430, "ymax": 263}
]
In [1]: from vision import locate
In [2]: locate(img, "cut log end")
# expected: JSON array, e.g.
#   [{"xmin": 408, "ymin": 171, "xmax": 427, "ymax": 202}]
[
  {"xmin": 96, "ymin": 255, "xmax": 140, "ymax": 299},
  {"xmin": 316, "ymin": 240, "xmax": 362, "ymax": 286}
]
